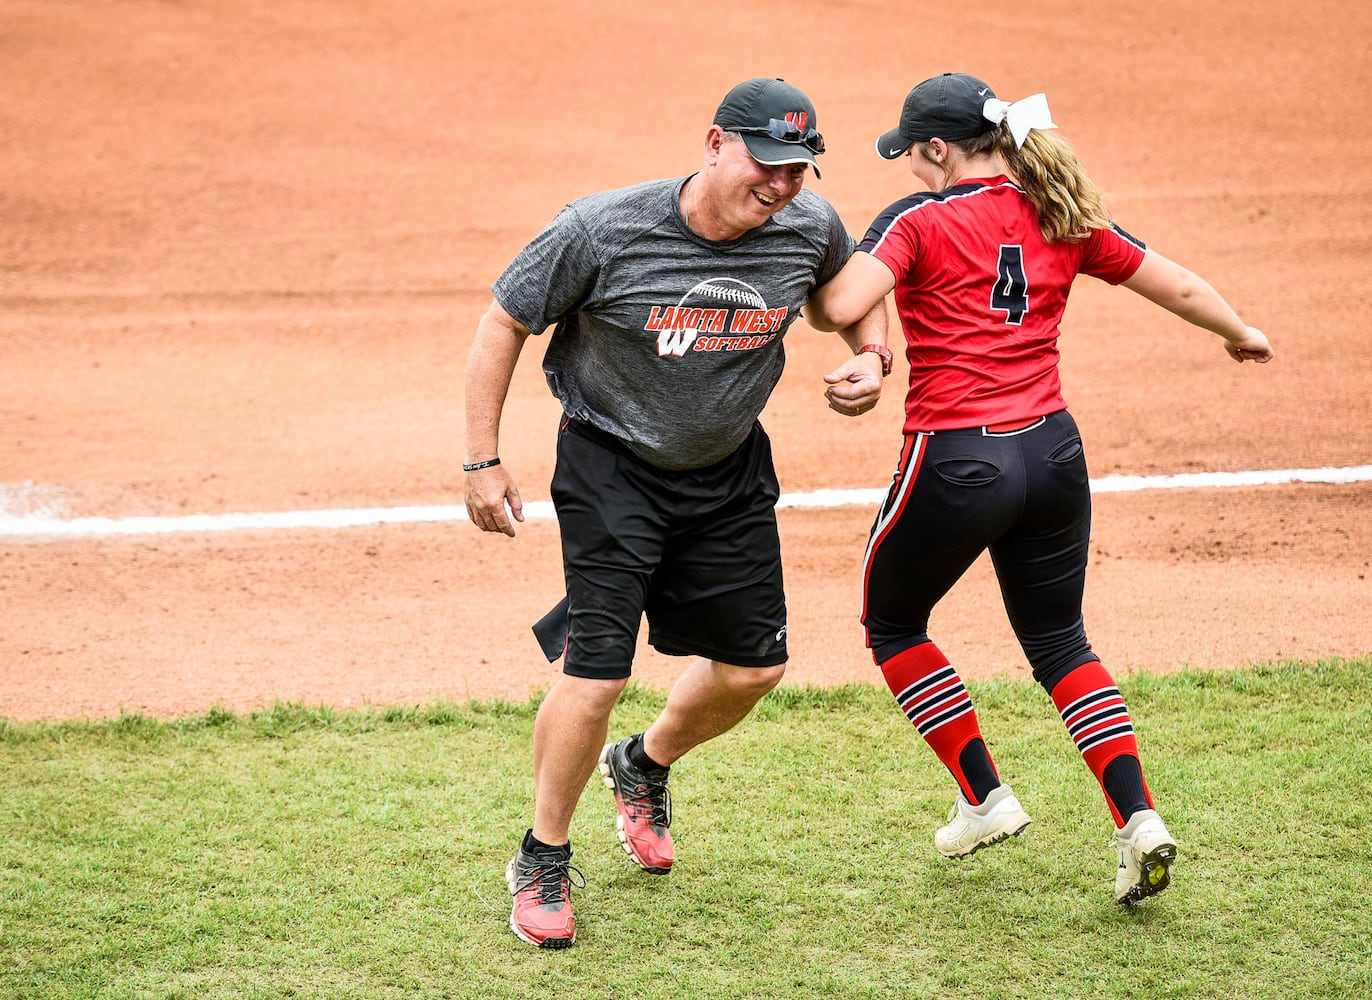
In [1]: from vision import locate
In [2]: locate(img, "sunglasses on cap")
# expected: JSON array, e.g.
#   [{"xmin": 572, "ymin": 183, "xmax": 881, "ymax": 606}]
[{"xmin": 734, "ymin": 118, "xmax": 826, "ymax": 154}]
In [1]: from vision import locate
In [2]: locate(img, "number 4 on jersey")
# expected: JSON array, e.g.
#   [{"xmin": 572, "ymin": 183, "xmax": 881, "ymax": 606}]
[{"xmin": 991, "ymin": 244, "xmax": 1029, "ymax": 325}]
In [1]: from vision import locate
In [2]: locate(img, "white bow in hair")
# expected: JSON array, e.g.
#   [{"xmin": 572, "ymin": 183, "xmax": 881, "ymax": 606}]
[{"xmin": 982, "ymin": 92, "xmax": 1057, "ymax": 148}]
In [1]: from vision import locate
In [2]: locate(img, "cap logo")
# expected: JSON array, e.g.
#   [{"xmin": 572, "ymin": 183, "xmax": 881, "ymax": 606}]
[{"xmin": 784, "ymin": 111, "xmax": 808, "ymax": 132}]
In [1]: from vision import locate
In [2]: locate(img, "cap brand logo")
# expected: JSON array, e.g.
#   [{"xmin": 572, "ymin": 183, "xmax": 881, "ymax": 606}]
[{"xmin": 784, "ymin": 111, "xmax": 808, "ymax": 131}]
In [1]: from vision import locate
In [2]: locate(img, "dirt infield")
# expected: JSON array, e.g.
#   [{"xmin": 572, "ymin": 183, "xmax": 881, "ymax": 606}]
[{"xmin": 3, "ymin": 0, "xmax": 1369, "ymax": 721}]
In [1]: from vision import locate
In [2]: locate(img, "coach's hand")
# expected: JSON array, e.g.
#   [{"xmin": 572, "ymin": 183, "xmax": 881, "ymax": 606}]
[
  {"xmin": 823, "ymin": 352, "xmax": 884, "ymax": 417},
  {"xmin": 465, "ymin": 465, "xmax": 524, "ymax": 537}
]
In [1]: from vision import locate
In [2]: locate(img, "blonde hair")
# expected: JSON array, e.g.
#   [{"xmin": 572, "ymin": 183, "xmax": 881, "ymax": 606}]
[{"xmin": 953, "ymin": 124, "xmax": 1113, "ymax": 243}]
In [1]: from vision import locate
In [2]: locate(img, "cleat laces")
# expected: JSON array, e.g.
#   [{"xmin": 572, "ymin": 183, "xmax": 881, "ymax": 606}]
[
  {"xmin": 513, "ymin": 857, "xmax": 586, "ymax": 906},
  {"xmin": 624, "ymin": 774, "xmax": 672, "ymax": 828}
]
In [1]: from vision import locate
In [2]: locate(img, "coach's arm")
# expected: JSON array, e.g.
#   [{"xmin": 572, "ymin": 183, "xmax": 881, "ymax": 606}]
[{"xmin": 464, "ymin": 300, "xmax": 533, "ymax": 536}]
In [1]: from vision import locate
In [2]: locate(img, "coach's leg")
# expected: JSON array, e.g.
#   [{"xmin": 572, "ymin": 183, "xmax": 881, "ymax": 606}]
[
  {"xmin": 509, "ymin": 673, "xmax": 626, "ymax": 949},
  {"xmin": 531, "ymin": 674, "xmax": 629, "ymax": 845},
  {"xmin": 641, "ymin": 657, "xmax": 786, "ymax": 765},
  {"xmin": 595, "ymin": 658, "xmax": 782, "ymax": 875}
]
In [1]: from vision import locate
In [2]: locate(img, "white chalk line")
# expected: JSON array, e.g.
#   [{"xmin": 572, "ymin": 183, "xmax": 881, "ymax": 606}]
[{"xmin": 1, "ymin": 465, "xmax": 1368, "ymax": 540}]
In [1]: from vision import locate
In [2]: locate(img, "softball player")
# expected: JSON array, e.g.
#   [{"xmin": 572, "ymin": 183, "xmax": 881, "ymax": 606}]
[
  {"xmin": 806, "ymin": 72, "xmax": 1273, "ymax": 907},
  {"xmin": 465, "ymin": 78, "xmax": 888, "ymax": 948}
]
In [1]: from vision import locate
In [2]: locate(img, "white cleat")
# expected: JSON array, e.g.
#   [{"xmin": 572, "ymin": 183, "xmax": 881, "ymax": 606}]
[
  {"xmin": 1114, "ymin": 808, "xmax": 1178, "ymax": 907},
  {"xmin": 935, "ymin": 783, "xmax": 1032, "ymax": 858}
]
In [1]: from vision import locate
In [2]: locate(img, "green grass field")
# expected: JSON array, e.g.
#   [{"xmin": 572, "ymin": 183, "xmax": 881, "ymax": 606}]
[{"xmin": 3, "ymin": 658, "xmax": 1369, "ymax": 999}]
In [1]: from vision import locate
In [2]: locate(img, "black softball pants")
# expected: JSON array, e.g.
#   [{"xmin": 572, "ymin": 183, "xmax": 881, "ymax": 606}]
[{"xmin": 861, "ymin": 409, "xmax": 1100, "ymax": 690}]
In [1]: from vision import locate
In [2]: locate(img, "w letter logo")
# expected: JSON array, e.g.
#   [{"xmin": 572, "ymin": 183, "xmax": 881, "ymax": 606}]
[
  {"xmin": 656, "ymin": 328, "xmax": 698, "ymax": 357},
  {"xmin": 785, "ymin": 111, "xmax": 808, "ymax": 132}
]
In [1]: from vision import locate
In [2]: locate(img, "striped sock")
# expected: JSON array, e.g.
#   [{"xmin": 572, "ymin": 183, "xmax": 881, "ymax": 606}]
[
  {"xmin": 880, "ymin": 642, "xmax": 999, "ymax": 803},
  {"xmin": 1050, "ymin": 662, "xmax": 1154, "ymax": 826}
]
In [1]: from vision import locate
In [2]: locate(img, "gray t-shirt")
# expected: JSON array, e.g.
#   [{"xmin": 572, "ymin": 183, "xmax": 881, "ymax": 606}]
[{"xmin": 492, "ymin": 176, "xmax": 855, "ymax": 469}]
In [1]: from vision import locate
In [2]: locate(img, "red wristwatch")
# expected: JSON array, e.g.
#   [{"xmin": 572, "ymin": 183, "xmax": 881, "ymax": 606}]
[{"xmin": 858, "ymin": 343, "xmax": 893, "ymax": 377}]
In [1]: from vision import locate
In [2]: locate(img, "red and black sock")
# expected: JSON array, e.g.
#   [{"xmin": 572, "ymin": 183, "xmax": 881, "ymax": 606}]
[
  {"xmin": 1050, "ymin": 662, "xmax": 1153, "ymax": 827},
  {"xmin": 880, "ymin": 642, "xmax": 999, "ymax": 803}
]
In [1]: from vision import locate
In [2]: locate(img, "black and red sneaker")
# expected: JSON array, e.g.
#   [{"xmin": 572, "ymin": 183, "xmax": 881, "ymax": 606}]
[
  {"xmin": 598, "ymin": 736, "xmax": 674, "ymax": 874},
  {"xmin": 505, "ymin": 834, "xmax": 585, "ymax": 949}
]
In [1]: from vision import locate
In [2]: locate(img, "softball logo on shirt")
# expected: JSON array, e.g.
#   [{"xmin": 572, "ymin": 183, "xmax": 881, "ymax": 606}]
[{"xmin": 644, "ymin": 277, "xmax": 788, "ymax": 358}]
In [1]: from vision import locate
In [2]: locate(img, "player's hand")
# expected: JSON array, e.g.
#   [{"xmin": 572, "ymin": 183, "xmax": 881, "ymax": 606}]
[
  {"xmin": 464, "ymin": 466, "xmax": 524, "ymax": 536},
  {"xmin": 822, "ymin": 353, "xmax": 884, "ymax": 417},
  {"xmin": 1225, "ymin": 327, "xmax": 1274, "ymax": 363}
]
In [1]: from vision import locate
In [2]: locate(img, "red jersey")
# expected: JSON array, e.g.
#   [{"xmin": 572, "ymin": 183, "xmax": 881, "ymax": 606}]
[{"xmin": 858, "ymin": 176, "xmax": 1145, "ymax": 432}]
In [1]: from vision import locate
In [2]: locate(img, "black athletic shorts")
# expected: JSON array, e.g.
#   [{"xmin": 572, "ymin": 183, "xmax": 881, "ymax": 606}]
[{"xmin": 549, "ymin": 418, "xmax": 788, "ymax": 680}]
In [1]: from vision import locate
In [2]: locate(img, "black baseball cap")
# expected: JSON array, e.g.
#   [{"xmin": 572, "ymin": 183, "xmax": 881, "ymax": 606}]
[
  {"xmin": 714, "ymin": 77, "xmax": 825, "ymax": 179},
  {"xmin": 875, "ymin": 72, "xmax": 999, "ymax": 159}
]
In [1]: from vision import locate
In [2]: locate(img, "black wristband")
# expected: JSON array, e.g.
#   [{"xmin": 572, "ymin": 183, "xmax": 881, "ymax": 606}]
[{"xmin": 462, "ymin": 458, "xmax": 501, "ymax": 472}]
